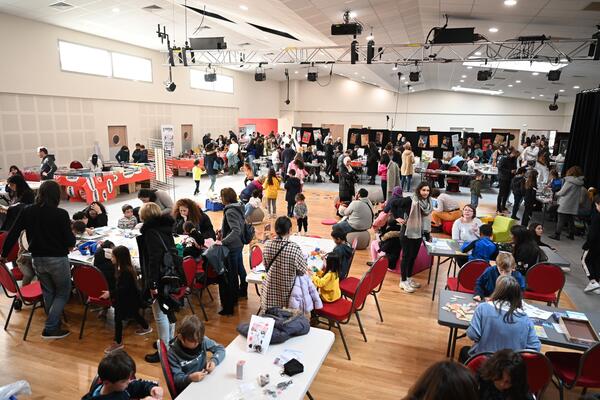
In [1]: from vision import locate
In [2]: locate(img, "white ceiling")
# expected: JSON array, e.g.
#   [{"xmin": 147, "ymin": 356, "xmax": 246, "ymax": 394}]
[{"xmin": 1, "ymin": 0, "xmax": 599, "ymax": 102}]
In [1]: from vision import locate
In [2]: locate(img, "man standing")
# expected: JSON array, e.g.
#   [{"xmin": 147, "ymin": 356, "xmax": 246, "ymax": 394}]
[
  {"xmin": 497, "ymin": 148, "xmax": 519, "ymax": 214},
  {"xmin": 202, "ymin": 132, "xmax": 212, "ymax": 148},
  {"xmin": 281, "ymin": 143, "xmax": 296, "ymax": 179},
  {"xmin": 38, "ymin": 147, "xmax": 57, "ymax": 180},
  {"xmin": 131, "ymin": 143, "xmax": 143, "ymax": 163}
]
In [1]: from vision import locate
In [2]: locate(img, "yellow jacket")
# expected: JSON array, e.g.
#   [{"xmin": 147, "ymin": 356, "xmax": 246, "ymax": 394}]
[
  {"xmin": 192, "ymin": 165, "xmax": 203, "ymax": 180},
  {"xmin": 311, "ymin": 270, "xmax": 341, "ymax": 303},
  {"xmin": 263, "ymin": 177, "xmax": 281, "ymax": 199}
]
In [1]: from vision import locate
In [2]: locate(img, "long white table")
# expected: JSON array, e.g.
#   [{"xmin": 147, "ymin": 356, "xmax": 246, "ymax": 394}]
[{"xmin": 176, "ymin": 327, "xmax": 334, "ymax": 400}]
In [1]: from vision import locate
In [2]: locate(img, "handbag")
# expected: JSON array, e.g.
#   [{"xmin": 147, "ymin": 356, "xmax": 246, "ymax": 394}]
[{"xmin": 282, "ymin": 358, "xmax": 304, "ymax": 376}]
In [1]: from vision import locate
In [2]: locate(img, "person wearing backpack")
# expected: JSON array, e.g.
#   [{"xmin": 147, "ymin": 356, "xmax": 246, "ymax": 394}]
[
  {"xmin": 215, "ymin": 188, "xmax": 249, "ymax": 315},
  {"xmin": 137, "ymin": 202, "xmax": 180, "ymax": 364},
  {"xmin": 510, "ymin": 167, "xmax": 527, "ymax": 220},
  {"xmin": 204, "ymin": 143, "xmax": 219, "ymax": 193}
]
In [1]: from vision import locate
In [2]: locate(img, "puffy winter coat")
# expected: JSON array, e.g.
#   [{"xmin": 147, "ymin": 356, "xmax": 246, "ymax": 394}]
[
  {"xmin": 288, "ymin": 275, "xmax": 323, "ymax": 313},
  {"xmin": 236, "ymin": 307, "xmax": 310, "ymax": 344},
  {"xmin": 556, "ymin": 175, "xmax": 585, "ymax": 215}
]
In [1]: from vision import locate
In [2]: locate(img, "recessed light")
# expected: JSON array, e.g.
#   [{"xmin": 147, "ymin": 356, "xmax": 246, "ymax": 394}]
[
  {"xmin": 504, "ymin": 0, "xmax": 517, "ymax": 6},
  {"xmin": 460, "ymin": 79, "xmax": 464, "ymax": 83},
  {"xmin": 531, "ymin": 96, "xmax": 535, "ymax": 99},
  {"xmin": 461, "ymin": 75, "xmax": 467, "ymax": 78},
  {"xmin": 294, "ymin": 71, "xmax": 298, "ymax": 74},
  {"xmin": 239, "ymin": 5, "xmax": 248, "ymax": 10},
  {"xmin": 532, "ymin": 72, "xmax": 539, "ymax": 76},
  {"xmin": 349, "ymin": 11, "xmax": 357, "ymax": 18},
  {"xmin": 539, "ymin": 94, "xmax": 544, "ymax": 97},
  {"xmin": 112, "ymin": 7, "xmax": 120, "ymax": 12},
  {"xmin": 508, "ymin": 84, "xmax": 513, "ymax": 87},
  {"xmin": 474, "ymin": 52, "xmax": 481, "ymax": 56},
  {"xmin": 559, "ymin": 89, "xmax": 565, "ymax": 92},
  {"xmin": 573, "ymin": 85, "xmax": 580, "ymax": 89},
  {"xmin": 489, "ymin": 27, "xmax": 499, "ymax": 33},
  {"xmin": 515, "ymin": 80, "xmax": 521, "ymax": 83},
  {"xmin": 467, "ymin": 66, "xmax": 473, "ymax": 69},
  {"xmin": 559, "ymin": 58, "xmax": 569, "ymax": 63},
  {"xmin": 392, "ymin": 65, "xmax": 398, "ymax": 71},
  {"xmin": 400, "ymin": 76, "xmax": 405, "ymax": 80},
  {"xmin": 354, "ymin": 72, "xmax": 358, "ymax": 75}
]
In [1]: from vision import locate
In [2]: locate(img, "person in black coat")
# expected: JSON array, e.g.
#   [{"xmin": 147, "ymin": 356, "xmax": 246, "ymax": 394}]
[
  {"xmin": 93, "ymin": 240, "xmax": 116, "ymax": 295},
  {"xmin": 204, "ymin": 143, "xmax": 218, "ymax": 193},
  {"xmin": 324, "ymin": 137, "xmax": 335, "ymax": 180},
  {"xmin": 131, "ymin": 143, "xmax": 143, "ymax": 163},
  {"xmin": 1, "ymin": 174, "xmax": 35, "ymax": 231},
  {"xmin": 366, "ymin": 142, "xmax": 380, "ymax": 185},
  {"xmin": 282, "ymin": 143, "xmax": 296, "ymax": 179},
  {"xmin": 84, "ymin": 202, "xmax": 108, "ymax": 228},
  {"xmin": 284, "ymin": 169, "xmax": 302, "ymax": 217},
  {"xmin": 497, "ymin": 148, "xmax": 519, "ymax": 213},
  {"xmin": 338, "ymin": 157, "xmax": 358, "ymax": 203},
  {"xmin": 115, "ymin": 146, "xmax": 130, "ymax": 164},
  {"xmin": 136, "ymin": 203, "xmax": 178, "ymax": 363},
  {"xmin": 582, "ymin": 195, "xmax": 600, "ymax": 293},
  {"xmin": 510, "ymin": 225, "xmax": 545, "ymax": 274},
  {"xmin": 202, "ymin": 132, "xmax": 212, "ymax": 147}
]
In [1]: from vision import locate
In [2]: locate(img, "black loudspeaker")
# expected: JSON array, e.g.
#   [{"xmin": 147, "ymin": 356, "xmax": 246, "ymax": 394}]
[
  {"xmin": 477, "ymin": 70, "xmax": 492, "ymax": 81},
  {"xmin": 307, "ymin": 72, "xmax": 318, "ymax": 82},
  {"xmin": 204, "ymin": 73, "xmax": 216, "ymax": 82},
  {"xmin": 331, "ymin": 23, "xmax": 363, "ymax": 36},
  {"xmin": 432, "ymin": 27, "xmax": 475, "ymax": 44},
  {"xmin": 547, "ymin": 70, "xmax": 561, "ymax": 81}
]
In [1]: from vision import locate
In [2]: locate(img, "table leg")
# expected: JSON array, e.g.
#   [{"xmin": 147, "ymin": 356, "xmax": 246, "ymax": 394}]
[
  {"xmin": 254, "ymin": 283, "xmax": 260, "ymax": 297},
  {"xmin": 450, "ymin": 328, "xmax": 459, "ymax": 360},
  {"xmin": 427, "ymin": 255, "xmax": 436, "ymax": 284},
  {"xmin": 431, "ymin": 256, "xmax": 441, "ymax": 301},
  {"xmin": 446, "ymin": 327, "xmax": 454, "ymax": 357},
  {"xmin": 306, "ymin": 391, "xmax": 315, "ymax": 400}
]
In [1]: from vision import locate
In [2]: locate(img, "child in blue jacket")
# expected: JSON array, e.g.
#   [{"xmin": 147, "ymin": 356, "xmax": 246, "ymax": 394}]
[
  {"xmin": 461, "ymin": 224, "xmax": 499, "ymax": 262},
  {"xmin": 474, "ymin": 252, "xmax": 525, "ymax": 301}
]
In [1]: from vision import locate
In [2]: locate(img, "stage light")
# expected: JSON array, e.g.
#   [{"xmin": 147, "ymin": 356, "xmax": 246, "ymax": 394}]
[
  {"xmin": 547, "ymin": 70, "xmax": 561, "ymax": 81},
  {"xmin": 477, "ymin": 70, "xmax": 492, "ymax": 81},
  {"xmin": 409, "ymin": 71, "xmax": 420, "ymax": 82},
  {"xmin": 164, "ymin": 81, "xmax": 176, "ymax": 92}
]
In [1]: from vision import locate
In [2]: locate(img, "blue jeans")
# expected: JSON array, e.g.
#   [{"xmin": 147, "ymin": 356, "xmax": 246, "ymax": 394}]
[
  {"xmin": 244, "ymin": 203, "xmax": 257, "ymax": 218},
  {"xmin": 209, "ymin": 174, "xmax": 216, "ymax": 191},
  {"xmin": 152, "ymin": 300, "xmax": 175, "ymax": 348},
  {"xmin": 401, "ymin": 175, "xmax": 412, "ymax": 192},
  {"xmin": 333, "ymin": 220, "xmax": 354, "ymax": 235},
  {"xmin": 470, "ymin": 193, "xmax": 479, "ymax": 209},
  {"xmin": 228, "ymin": 248, "xmax": 246, "ymax": 295},
  {"xmin": 32, "ymin": 256, "xmax": 71, "ymax": 332}
]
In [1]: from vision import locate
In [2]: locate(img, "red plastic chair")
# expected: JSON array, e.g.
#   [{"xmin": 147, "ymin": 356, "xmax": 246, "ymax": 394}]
[
  {"xmin": 314, "ymin": 268, "xmax": 373, "ymax": 360},
  {"xmin": 424, "ymin": 160, "xmax": 441, "ymax": 187},
  {"xmin": 546, "ymin": 343, "xmax": 600, "ymax": 400},
  {"xmin": 446, "ymin": 259, "xmax": 489, "ymax": 294},
  {"xmin": 0, "ymin": 262, "xmax": 43, "ymax": 340},
  {"xmin": 340, "ymin": 256, "xmax": 389, "ymax": 322},
  {"xmin": 157, "ymin": 339, "xmax": 179, "ymax": 399},
  {"xmin": 72, "ymin": 265, "xmax": 113, "ymax": 339},
  {"xmin": 70, "ymin": 160, "xmax": 83, "ymax": 169},
  {"xmin": 524, "ymin": 263, "xmax": 565, "ymax": 306},
  {"xmin": 446, "ymin": 166, "xmax": 461, "ymax": 192},
  {"xmin": 0, "ymin": 232, "xmax": 21, "ymax": 280},
  {"xmin": 172, "ymin": 257, "xmax": 199, "ymax": 317},
  {"xmin": 518, "ymin": 350, "xmax": 554, "ymax": 399},
  {"xmin": 464, "ymin": 352, "xmax": 491, "ymax": 373},
  {"xmin": 192, "ymin": 258, "xmax": 217, "ymax": 321}
]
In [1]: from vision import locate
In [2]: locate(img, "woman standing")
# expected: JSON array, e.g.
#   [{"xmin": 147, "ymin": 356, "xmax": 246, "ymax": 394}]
[
  {"xmin": 204, "ymin": 143, "xmax": 218, "ymax": 193},
  {"xmin": 395, "ymin": 182, "xmax": 433, "ymax": 293},
  {"xmin": 216, "ymin": 188, "xmax": 247, "ymax": 315},
  {"xmin": 137, "ymin": 202, "xmax": 178, "ymax": 363},
  {"xmin": 260, "ymin": 216, "xmax": 308, "ymax": 312},
  {"xmin": 366, "ymin": 142, "xmax": 380, "ymax": 185},
  {"xmin": 1, "ymin": 180, "xmax": 76, "ymax": 339},
  {"xmin": 521, "ymin": 169, "xmax": 538, "ymax": 227},
  {"xmin": 400, "ymin": 143, "xmax": 415, "ymax": 192},
  {"xmin": 386, "ymin": 145, "xmax": 401, "ymax": 201},
  {"xmin": 511, "ymin": 225, "xmax": 544, "ymax": 274},
  {"xmin": 339, "ymin": 157, "xmax": 358, "ymax": 203},
  {"xmin": 115, "ymin": 146, "xmax": 130, "ymax": 164},
  {"xmin": 550, "ymin": 166, "xmax": 585, "ymax": 240}
]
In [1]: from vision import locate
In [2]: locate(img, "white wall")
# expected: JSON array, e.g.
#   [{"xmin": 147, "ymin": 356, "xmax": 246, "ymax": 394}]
[
  {"xmin": 0, "ymin": 12, "xmax": 280, "ymax": 172},
  {"xmin": 283, "ymin": 77, "xmax": 574, "ymax": 139}
]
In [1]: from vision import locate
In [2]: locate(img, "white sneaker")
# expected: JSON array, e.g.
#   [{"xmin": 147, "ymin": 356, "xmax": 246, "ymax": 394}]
[
  {"xmin": 593, "ymin": 288, "xmax": 600, "ymax": 295},
  {"xmin": 400, "ymin": 280, "xmax": 415, "ymax": 293},
  {"xmin": 408, "ymin": 278, "xmax": 421, "ymax": 289},
  {"xmin": 561, "ymin": 266, "xmax": 571, "ymax": 273},
  {"xmin": 584, "ymin": 280, "xmax": 600, "ymax": 293}
]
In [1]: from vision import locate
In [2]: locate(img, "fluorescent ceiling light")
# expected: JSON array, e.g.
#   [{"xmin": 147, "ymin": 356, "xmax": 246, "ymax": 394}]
[
  {"xmin": 354, "ymin": 72, "xmax": 358, "ymax": 75},
  {"xmin": 239, "ymin": 5, "xmax": 248, "ymax": 10},
  {"xmin": 461, "ymin": 75, "xmax": 467, "ymax": 78},
  {"xmin": 294, "ymin": 71, "xmax": 298, "ymax": 74},
  {"xmin": 474, "ymin": 52, "xmax": 481, "ymax": 56},
  {"xmin": 467, "ymin": 66, "xmax": 473, "ymax": 69},
  {"xmin": 112, "ymin": 7, "xmax": 119, "ymax": 12},
  {"xmin": 392, "ymin": 65, "xmax": 398, "ymax": 70},
  {"xmin": 400, "ymin": 76, "xmax": 405, "ymax": 80},
  {"xmin": 559, "ymin": 89, "xmax": 565, "ymax": 92},
  {"xmin": 489, "ymin": 27, "xmax": 499, "ymax": 33},
  {"xmin": 463, "ymin": 60, "xmax": 567, "ymax": 73},
  {"xmin": 531, "ymin": 96, "xmax": 535, "ymax": 99},
  {"xmin": 539, "ymin": 94, "xmax": 544, "ymax": 96},
  {"xmin": 508, "ymin": 84, "xmax": 513, "ymax": 87},
  {"xmin": 573, "ymin": 85, "xmax": 580, "ymax": 89},
  {"xmin": 504, "ymin": 0, "xmax": 517, "ymax": 5},
  {"xmin": 515, "ymin": 80, "xmax": 521, "ymax": 83},
  {"xmin": 460, "ymin": 79, "xmax": 464, "ymax": 82},
  {"xmin": 451, "ymin": 86, "xmax": 503, "ymax": 95},
  {"xmin": 532, "ymin": 72, "xmax": 539, "ymax": 76}
]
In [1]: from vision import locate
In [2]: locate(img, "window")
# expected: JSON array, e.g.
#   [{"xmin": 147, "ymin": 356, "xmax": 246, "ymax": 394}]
[
  {"xmin": 112, "ymin": 52, "xmax": 152, "ymax": 82},
  {"xmin": 59, "ymin": 41, "xmax": 111, "ymax": 77},
  {"xmin": 190, "ymin": 69, "xmax": 234, "ymax": 93},
  {"xmin": 58, "ymin": 40, "xmax": 152, "ymax": 82}
]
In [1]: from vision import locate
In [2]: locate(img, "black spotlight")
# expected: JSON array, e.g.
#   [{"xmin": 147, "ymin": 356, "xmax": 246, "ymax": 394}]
[
  {"xmin": 477, "ymin": 70, "xmax": 492, "ymax": 81},
  {"xmin": 165, "ymin": 81, "xmax": 176, "ymax": 92},
  {"xmin": 367, "ymin": 40, "xmax": 375, "ymax": 64},
  {"xmin": 409, "ymin": 71, "xmax": 420, "ymax": 82},
  {"xmin": 547, "ymin": 70, "xmax": 561, "ymax": 81},
  {"xmin": 307, "ymin": 71, "xmax": 318, "ymax": 82},
  {"xmin": 204, "ymin": 72, "xmax": 216, "ymax": 82},
  {"xmin": 351, "ymin": 40, "xmax": 358, "ymax": 64},
  {"xmin": 255, "ymin": 67, "xmax": 266, "ymax": 81}
]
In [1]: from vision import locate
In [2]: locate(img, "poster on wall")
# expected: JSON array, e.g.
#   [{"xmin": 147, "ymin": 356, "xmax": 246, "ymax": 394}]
[
  {"xmin": 421, "ymin": 150, "xmax": 434, "ymax": 163},
  {"xmin": 558, "ymin": 140, "xmax": 568, "ymax": 155},
  {"xmin": 482, "ymin": 138, "xmax": 492, "ymax": 149},
  {"xmin": 302, "ymin": 131, "xmax": 312, "ymax": 144},
  {"xmin": 313, "ymin": 129, "xmax": 321, "ymax": 141},
  {"xmin": 375, "ymin": 131, "xmax": 383, "ymax": 144},
  {"xmin": 429, "ymin": 134, "xmax": 439, "ymax": 148},
  {"xmin": 361, "ymin": 133, "xmax": 370, "ymax": 146},
  {"xmin": 418, "ymin": 135, "xmax": 428, "ymax": 148},
  {"xmin": 451, "ymin": 134, "xmax": 460, "ymax": 148},
  {"xmin": 160, "ymin": 125, "xmax": 175, "ymax": 156},
  {"xmin": 349, "ymin": 133, "xmax": 357, "ymax": 145}
]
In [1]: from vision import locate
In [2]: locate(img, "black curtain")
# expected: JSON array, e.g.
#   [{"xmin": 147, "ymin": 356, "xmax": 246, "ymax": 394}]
[{"xmin": 564, "ymin": 88, "xmax": 600, "ymax": 189}]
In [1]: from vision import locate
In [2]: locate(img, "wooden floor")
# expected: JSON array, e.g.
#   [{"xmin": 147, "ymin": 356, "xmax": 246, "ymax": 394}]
[{"xmin": 0, "ymin": 188, "xmax": 587, "ymax": 399}]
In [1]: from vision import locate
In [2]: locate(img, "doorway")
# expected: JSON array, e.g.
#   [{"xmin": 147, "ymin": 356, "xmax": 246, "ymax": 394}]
[
  {"xmin": 181, "ymin": 124, "xmax": 193, "ymax": 153},
  {"xmin": 107, "ymin": 126, "xmax": 127, "ymax": 161},
  {"xmin": 321, "ymin": 124, "xmax": 344, "ymax": 142}
]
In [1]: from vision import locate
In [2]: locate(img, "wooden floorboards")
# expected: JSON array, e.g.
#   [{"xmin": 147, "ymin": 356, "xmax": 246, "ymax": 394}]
[{"xmin": 0, "ymin": 189, "xmax": 586, "ymax": 399}]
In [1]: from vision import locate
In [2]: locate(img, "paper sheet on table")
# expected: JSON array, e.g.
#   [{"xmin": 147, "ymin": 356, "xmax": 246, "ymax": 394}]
[
  {"xmin": 274, "ymin": 349, "xmax": 304, "ymax": 366},
  {"xmin": 432, "ymin": 241, "xmax": 452, "ymax": 251},
  {"xmin": 522, "ymin": 302, "xmax": 553, "ymax": 320},
  {"xmin": 535, "ymin": 325, "xmax": 548, "ymax": 338}
]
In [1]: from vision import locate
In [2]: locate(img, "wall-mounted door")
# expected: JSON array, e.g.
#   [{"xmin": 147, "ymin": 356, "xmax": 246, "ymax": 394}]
[
  {"xmin": 108, "ymin": 126, "xmax": 127, "ymax": 161},
  {"xmin": 181, "ymin": 124, "xmax": 193, "ymax": 153}
]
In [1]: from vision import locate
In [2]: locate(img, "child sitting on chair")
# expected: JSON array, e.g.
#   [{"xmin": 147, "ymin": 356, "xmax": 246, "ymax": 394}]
[
  {"xmin": 182, "ymin": 221, "xmax": 205, "ymax": 259},
  {"xmin": 117, "ymin": 204, "xmax": 137, "ymax": 230},
  {"xmin": 473, "ymin": 252, "xmax": 525, "ymax": 302},
  {"xmin": 82, "ymin": 349, "xmax": 163, "ymax": 400},
  {"xmin": 168, "ymin": 315, "xmax": 226, "ymax": 393},
  {"xmin": 311, "ymin": 252, "xmax": 342, "ymax": 302},
  {"xmin": 460, "ymin": 224, "xmax": 499, "ymax": 264}
]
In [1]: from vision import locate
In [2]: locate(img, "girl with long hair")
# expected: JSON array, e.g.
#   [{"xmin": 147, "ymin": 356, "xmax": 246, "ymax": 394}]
[
  {"xmin": 521, "ymin": 169, "xmax": 538, "ymax": 226},
  {"xmin": 478, "ymin": 349, "xmax": 532, "ymax": 400},
  {"xmin": 172, "ymin": 198, "xmax": 201, "ymax": 234}
]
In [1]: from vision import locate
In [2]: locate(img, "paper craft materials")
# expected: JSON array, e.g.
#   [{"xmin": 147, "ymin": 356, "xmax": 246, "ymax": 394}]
[
  {"xmin": 236, "ymin": 360, "xmax": 245, "ymax": 380},
  {"xmin": 257, "ymin": 374, "xmax": 270, "ymax": 387},
  {"xmin": 534, "ymin": 325, "xmax": 548, "ymax": 339},
  {"xmin": 246, "ymin": 315, "xmax": 275, "ymax": 354},
  {"xmin": 522, "ymin": 302, "xmax": 554, "ymax": 320},
  {"xmin": 443, "ymin": 302, "xmax": 477, "ymax": 322}
]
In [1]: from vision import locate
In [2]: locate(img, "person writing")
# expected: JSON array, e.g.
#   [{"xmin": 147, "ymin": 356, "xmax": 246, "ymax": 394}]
[{"xmin": 473, "ymin": 252, "xmax": 525, "ymax": 302}]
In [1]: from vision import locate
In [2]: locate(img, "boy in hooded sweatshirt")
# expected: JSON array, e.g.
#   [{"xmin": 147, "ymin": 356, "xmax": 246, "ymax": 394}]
[
  {"xmin": 331, "ymin": 228, "xmax": 353, "ymax": 280},
  {"xmin": 168, "ymin": 315, "xmax": 226, "ymax": 393}
]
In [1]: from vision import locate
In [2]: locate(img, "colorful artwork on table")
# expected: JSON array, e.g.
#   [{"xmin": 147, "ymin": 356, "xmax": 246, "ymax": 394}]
[
  {"xmin": 418, "ymin": 135, "xmax": 428, "ymax": 148},
  {"xmin": 421, "ymin": 150, "xmax": 434, "ymax": 163},
  {"xmin": 302, "ymin": 131, "xmax": 312, "ymax": 144},
  {"xmin": 429, "ymin": 134, "xmax": 439, "ymax": 148},
  {"xmin": 361, "ymin": 133, "xmax": 370, "ymax": 146},
  {"xmin": 375, "ymin": 131, "xmax": 383, "ymax": 144},
  {"xmin": 349, "ymin": 133, "xmax": 357, "ymax": 145}
]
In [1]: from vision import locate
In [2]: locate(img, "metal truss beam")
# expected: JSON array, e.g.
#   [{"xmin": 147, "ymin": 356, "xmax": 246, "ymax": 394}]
[{"xmin": 167, "ymin": 38, "xmax": 597, "ymax": 67}]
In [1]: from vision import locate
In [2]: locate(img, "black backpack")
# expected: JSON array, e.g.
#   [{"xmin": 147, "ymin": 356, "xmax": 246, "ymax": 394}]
[
  {"xmin": 230, "ymin": 206, "xmax": 255, "ymax": 245},
  {"xmin": 155, "ymin": 233, "xmax": 185, "ymax": 315}
]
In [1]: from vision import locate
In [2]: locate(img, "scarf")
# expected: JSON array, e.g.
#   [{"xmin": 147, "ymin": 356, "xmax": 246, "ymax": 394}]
[{"xmin": 405, "ymin": 193, "xmax": 433, "ymax": 239}]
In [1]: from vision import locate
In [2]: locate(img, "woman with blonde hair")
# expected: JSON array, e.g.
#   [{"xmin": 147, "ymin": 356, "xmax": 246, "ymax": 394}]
[{"xmin": 400, "ymin": 142, "xmax": 415, "ymax": 192}]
